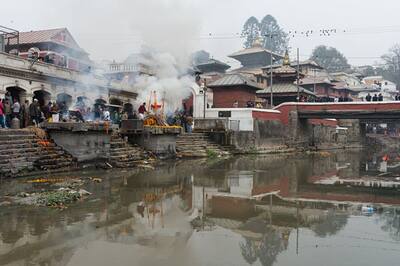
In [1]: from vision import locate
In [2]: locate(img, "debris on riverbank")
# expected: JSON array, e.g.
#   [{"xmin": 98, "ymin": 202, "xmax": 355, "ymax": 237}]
[{"xmin": 5, "ymin": 176, "xmax": 102, "ymax": 208}]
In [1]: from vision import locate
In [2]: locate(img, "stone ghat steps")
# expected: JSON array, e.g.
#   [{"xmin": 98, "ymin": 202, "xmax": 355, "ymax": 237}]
[
  {"xmin": 0, "ymin": 130, "xmax": 75, "ymax": 177},
  {"xmin": 176, "ymin": 133, "xmax": 230, "ymax": 158},
  {"xmin": 0, "ymin": 129, "xmax": 35, "ymax": 135},
  {"xmin": 108, "ymin": 134, "xmax": 148, "ymax": 168}
]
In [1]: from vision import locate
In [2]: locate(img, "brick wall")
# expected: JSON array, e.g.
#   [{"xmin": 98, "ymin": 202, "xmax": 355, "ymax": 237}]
[{"xmin": 212, "ymin": 85, "xmax": 256, "ymax": 108}]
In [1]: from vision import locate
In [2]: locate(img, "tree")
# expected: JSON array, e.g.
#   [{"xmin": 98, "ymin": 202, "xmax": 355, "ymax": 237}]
[
  {"xmin": 259, "ymin": 15, "xmax": 288, "ymax": 54},
  {"xmin": 310, "ymin": 45, "xmax": 350, "ymax": 72},
  {"xmin": 241, "ymin": 16, "xmax": 260, "ymax": 48},
  {"xmin": 381, "ymin": 44, "xmax": 400, "ymax": 87}
]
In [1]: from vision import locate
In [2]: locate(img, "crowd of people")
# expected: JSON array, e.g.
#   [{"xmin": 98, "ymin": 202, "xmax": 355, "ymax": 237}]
[{"xmin": 365, "ymin": 93, "xmax": 384, "ymax": 102}]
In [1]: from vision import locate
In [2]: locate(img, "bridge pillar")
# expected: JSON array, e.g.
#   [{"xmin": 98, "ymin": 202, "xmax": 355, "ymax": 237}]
[
  {"xmin": 338, "ymin": 119, "xmax": 362, "ymax": 145},
  {"xmin": 287, "ymin": 110, "xmax": 310, "ymax": 147}
]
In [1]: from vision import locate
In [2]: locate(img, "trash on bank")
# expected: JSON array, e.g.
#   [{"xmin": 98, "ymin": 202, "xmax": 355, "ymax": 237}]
[{"xmin": 36, "ymin": 190, "xmax": 81, "ymax": 207}]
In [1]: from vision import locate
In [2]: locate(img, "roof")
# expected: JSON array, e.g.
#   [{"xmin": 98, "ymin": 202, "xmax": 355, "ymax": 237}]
[
  {"xmin": 208, "ymin": 73, "xmax": 263, "ymax": 90},
  {"xmin": 332, "ymin": 81, "xmax": 349, "ymax": 90},
  {"xmin": 298, "ymin": 59, "xmax": 323, "ymax": 69},
  {"xmin": 228, "ymin": 46, "xmax": 283, "ymax": 59},
  {"xmin": 196, "ymin": 59, "xmax": 230, "ymax": 69},
  {"xmin": 7, "ymin": 28, "xmax": 85, "ymax": 53},
  {"xmin": 300, "ymin": 77, "xmax": 333, "ymax": 86},
  {"xmin": 262, "ymin": 60, "xmax": 323, "ymax": 70},
  {"xmin": 257, "ymin": 83, "xmax": 315, "ymax": 96},
  {"xmin": 229, "ymin": 66, "xmax": 264, "ymax": 75}
]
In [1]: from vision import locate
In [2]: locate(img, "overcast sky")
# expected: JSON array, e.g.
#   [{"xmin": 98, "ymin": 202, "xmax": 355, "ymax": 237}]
[{"xmin": 2, "ymin": 0, "xmax": 400, "ymax": 67}]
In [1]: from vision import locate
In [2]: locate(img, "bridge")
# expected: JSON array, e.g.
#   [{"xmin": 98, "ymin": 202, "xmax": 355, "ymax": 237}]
[{"xmin": 274, "ymin": 102, "xmax": 400, "ymax": 123}]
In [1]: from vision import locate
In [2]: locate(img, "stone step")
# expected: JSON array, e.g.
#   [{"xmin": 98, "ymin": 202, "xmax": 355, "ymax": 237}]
[
  {"xmin": 0, "ymin": 147, "xmax": 41, "ymax": 155},
  {"xmin": 0, "ymin": 129, "xmax": 35, "ymax": 135},
  {"xmin": 0, "ymin": 158, "xmax": 35, "ymax": 167},
  {"xmin": 39, "ymin": 152, "xmax": 70, "ymax": 159},
  {"xmin": 38, "ymin": 162, "xmax": 73, "ymax": 170},
  {"xmin": 109, "ymin": 154, "xmax": 143, "ymax": 160},
  {"xmin": 0, "ymin": 134, "xmax": 36, "ymax": 141},
  {"xmin": 110, "ymin": 150, "xmax": 142, "ymax": 157},
  {"xmin": 36, "ymin": 157, "xmax": 73, "ymax": 165},
  {"xmin": 0, "ymin": 142, "xmax": 39, "ymax": 150},
  {"xmin": 0, "ymin": 151, "xmax": 42, "ymax": 160}
]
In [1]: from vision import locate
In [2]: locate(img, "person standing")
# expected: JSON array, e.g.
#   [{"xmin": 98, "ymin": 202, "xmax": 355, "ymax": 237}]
[
  {"xmin": 21, "ymin": 100, "xmax": 30, "ymax": 128},
  {"xmin": 366, "ymin": 93, "xmax": 372, "ymax": 102},
  {"xmin": 12, "ymin": 99, "xmax": 20, "ymax": 119},
  {"xmin": 378, "ymin": 93, "xmax": 384, "ymax": 101},
  {"xmin": 3, "ymin": 99, "xmax": 11, "ymax": 128},
  {"xmin": 29, "ymin": 99, "xmax": 40, "ymax": 126},
  {"xmin": 372, "ymin": 94, "xmax": 378, "ymax": 102},
  {"xmin": 103, "ymin": 108, "xmax": 110, "ymax": 121},
  {"xmin": 50, "ymin": 102, "xmax": 60, "ymax": 122},
  {"xmin": 138, "ymin": 103, "xmax": 147, "ymax": 119},
  {"xmin": 0, "ymin": 99, "xmax": 5, "ymax": 128},
  {"xmin": 5, "ymin": 91, "xmax": 13, "ymax": 106}
]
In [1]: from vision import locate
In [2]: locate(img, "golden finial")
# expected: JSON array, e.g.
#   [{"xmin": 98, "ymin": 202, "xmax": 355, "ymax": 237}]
[
  {"xmin": 252, "ymin": 36, "xmax": 263, "ymax": 47},
  {"xmin": 282, "ymin": 50, "xmax": 290, "ymax": 66}
]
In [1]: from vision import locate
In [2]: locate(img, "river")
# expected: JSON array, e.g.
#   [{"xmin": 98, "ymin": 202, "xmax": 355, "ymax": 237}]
[{"xmin": 0, "ymin": 149, "xmax": 400, "ymax": 266}]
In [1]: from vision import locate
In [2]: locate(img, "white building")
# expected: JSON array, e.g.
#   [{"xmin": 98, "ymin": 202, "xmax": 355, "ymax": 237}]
[{"xmin": 0, "ymin": 52, "xmax": 136, "ymax": 109}]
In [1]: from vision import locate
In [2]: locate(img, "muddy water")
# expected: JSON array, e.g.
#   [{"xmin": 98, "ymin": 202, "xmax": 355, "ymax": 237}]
[{"xmin": 1, "ymin": 150, "xmax": 400, "ymax": 266}]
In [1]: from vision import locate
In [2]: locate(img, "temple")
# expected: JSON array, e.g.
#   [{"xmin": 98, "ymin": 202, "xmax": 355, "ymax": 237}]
[{"xmin": 257, "ymin": 51, "xmax": 315, "ymax": 106}]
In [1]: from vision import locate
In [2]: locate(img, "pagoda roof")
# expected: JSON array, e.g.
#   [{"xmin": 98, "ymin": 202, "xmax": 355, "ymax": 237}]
[
  {"xmin": 228, "ymin": 46, "xmax": 283, "ymax": 59},
  {"xmin": 208, "ymin": 73, "xmax": 263, "ymax": 90},
  {"xmin": 257, "ymin": 83, "xmax": 315, "ymax": 96},
  {"xmin": 196, "ymin": 58, "xmax": 230, "ymax": 69}
]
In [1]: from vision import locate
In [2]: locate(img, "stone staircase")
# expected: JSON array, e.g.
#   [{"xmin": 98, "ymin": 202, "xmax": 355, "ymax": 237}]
[
  {"xmin": 176, "ymin": 133, "xmax": 232, "ymax": 158},
  {"xmin": 0, "ymin": 129, "xmax": 75, "ymax": 177},
  {"xmin": 108, "ymin": 134, "xmax": 148, "ymax": 168}
]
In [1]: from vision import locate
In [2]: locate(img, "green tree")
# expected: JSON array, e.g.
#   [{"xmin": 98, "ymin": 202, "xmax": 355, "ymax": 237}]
[
  {"xmin": 259, "ymin": 15, "xmax": 288, "ymax": 54},
  {"xmin": 310, "ymin": 45, "xmax": 350, "ymax": 72},
  {"xmin": 241, "ymin": 16, "xmax": 260, "ymax": 48}
]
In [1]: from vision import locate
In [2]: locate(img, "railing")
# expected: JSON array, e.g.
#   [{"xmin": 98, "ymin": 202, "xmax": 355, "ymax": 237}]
[
  {"xmin": 107, "ymin": 63, "xmax": 153, "ymax": 74},
  {"xmin": 0, "ymin": 52, "xmax": 107, "ymax": 87}
]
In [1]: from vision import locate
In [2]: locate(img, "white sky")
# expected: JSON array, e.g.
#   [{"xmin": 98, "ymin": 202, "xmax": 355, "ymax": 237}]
[{"xmin": 1, "ymin": 0, "xmax": 400, "ymax": 67}]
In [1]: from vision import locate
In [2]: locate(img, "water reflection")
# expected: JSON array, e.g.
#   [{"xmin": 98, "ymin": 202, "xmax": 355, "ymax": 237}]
[{"xmin": 1, "ymin": 150, "xmax": 400, "ymax": 266}]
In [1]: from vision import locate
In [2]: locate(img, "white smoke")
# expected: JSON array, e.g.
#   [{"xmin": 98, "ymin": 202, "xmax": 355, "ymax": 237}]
[
  {"xmin": 35, "ymin": 0, "xmax": 203, "ymax": 112},
  {"xmin": 123, "ymin": 0, "xmax": 201, "ymax": 114},
  {"xmin": 133, "ymin": 48, "xmax": 195, "ymax": 113}
]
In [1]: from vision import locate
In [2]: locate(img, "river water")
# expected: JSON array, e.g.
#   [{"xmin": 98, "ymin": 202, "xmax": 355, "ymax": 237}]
[{"xmin": 1, "ymin": 150, "xmax": 400, "ymax": 266}]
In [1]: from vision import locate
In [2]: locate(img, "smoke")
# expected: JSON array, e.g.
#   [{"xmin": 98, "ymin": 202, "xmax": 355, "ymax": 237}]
[
  {"xmin": 33, "ymin": 0, "xmax": 203, "ymax": 112},
  {"xmin": 134, "ymin": 49, "xmax": 194, "ymax": 113},
  {"xmin": 118, "ymin": 0, "xmax": 202, "ymax": 113}
]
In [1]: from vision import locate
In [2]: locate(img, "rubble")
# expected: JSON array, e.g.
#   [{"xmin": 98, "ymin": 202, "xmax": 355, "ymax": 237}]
[{"xmin": 36, "ymin": 190, "xmax": 81, "ymax": 207}]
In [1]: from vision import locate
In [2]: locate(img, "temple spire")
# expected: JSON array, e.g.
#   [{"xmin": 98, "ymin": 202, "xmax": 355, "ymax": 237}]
[
  {"xmin": 252, "ymin": 36, "xmax": 263, "ymax": 47},
  {"xmin": 282, "ymin": 50, "xmax": 290, "ymax": 66}
]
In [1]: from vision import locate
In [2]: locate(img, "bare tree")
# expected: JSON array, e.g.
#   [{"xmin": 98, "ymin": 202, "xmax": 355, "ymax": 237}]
[{"xmin": 381, "ymin": 44, "xmax": 400, "ymax": 88}]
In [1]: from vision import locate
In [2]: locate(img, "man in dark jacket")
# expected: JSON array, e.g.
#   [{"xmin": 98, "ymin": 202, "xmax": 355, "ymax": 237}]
[{"xmin": 29, "ymin": 99, "xmax": 41, "ymax": 126}]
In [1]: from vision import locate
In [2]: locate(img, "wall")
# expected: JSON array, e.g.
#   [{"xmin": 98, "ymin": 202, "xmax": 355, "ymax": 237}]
[
  {"xmin": 133, "ymin": 132, "xmax": 177, "ymax": 158},
  {"xmin": 211, "ymin": 86, "xmax": 256, "ymax": 108},
  {"xmin": 205, "ymin": 108, "xmax": 281, "ymax": 131},
  {"xmin": 49, "ymin": 131, "xmax": 111, "ymax": 162}
]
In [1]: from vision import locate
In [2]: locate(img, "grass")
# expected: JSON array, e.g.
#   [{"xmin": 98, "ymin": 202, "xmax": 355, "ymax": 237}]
[{"xmin": 206, "ymin": 149, "xmax": 218, "ymax": 159}]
